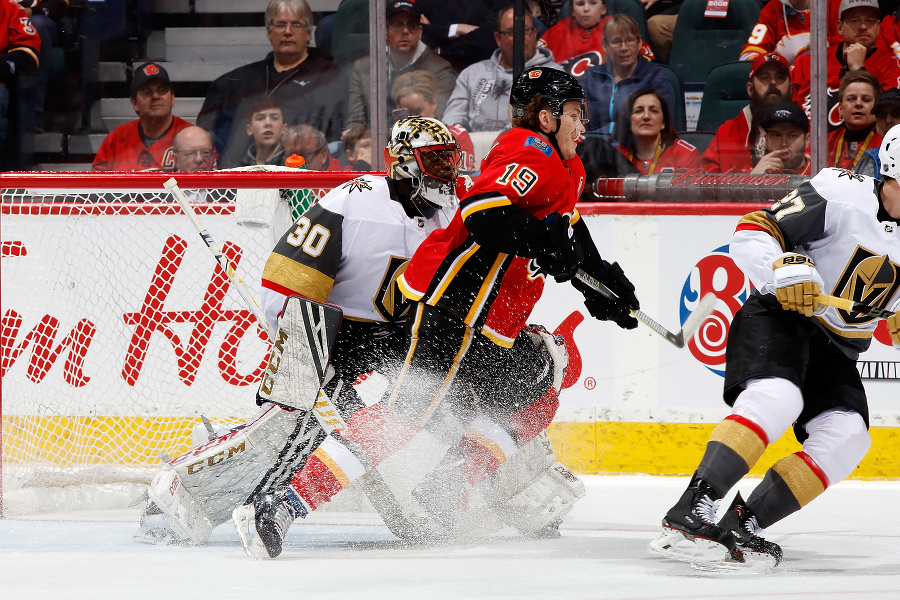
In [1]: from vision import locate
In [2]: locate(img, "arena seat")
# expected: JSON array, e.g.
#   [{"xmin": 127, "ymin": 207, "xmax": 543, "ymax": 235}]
[{"xmin": 696, "ymin": 60, "xmax": 753, "ymax": 133}]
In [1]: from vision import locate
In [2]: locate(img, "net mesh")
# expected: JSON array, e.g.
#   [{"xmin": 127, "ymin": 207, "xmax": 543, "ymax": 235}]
[{"xmin": 0, "ymin": 173, "xmax": 339, "ymax": 515}]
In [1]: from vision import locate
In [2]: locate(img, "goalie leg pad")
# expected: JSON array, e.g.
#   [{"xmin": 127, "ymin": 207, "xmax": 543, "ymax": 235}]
[{"xmin": 144, "ymin": 465, "xmax": 214, "ymax": 545}]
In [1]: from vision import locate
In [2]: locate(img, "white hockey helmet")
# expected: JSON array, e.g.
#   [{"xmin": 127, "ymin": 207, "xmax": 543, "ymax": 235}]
[
  {"xmin": 879, "ymin": 123, "xmax": 900, "ymax": 179},
  {"xmin": 385, "ymin": 116, "xmax": 461, "ymax": 208}
]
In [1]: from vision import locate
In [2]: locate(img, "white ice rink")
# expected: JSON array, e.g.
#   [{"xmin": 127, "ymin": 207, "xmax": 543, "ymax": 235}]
[{"xmin": 2, "ymin": 475, "xmax": 899, "ymax": 599}]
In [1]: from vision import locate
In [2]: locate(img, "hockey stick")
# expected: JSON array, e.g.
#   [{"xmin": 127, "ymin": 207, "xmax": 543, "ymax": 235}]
[
  {"xmin": 164, "ymin": 178, "xmax": 272, "ymax": 337},
  {"xmin": 818, "ymin": 294, "xmax": 897, "ymax": 319},
  {"xmin": 575, "ymin": 269, "xmax": 717, "ymax": 348}
]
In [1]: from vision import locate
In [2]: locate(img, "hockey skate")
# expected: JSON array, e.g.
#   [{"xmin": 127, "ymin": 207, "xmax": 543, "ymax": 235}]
[
  {"xmin": 233, "ymin": 490, "xmax": 306, "ymax": 559},
  {"xmin": 706, "ymin": 492, "xmax": 783, "ymax": 573},
  {"xmin": 649, "ymin": 476, "xmax": 736, "ymax": 565}
]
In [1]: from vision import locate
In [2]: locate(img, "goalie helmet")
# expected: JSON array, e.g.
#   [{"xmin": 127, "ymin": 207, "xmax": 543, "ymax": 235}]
[
  {"xmin": 510, "ymin": 67, "xmax": 588, "ymax": 123},
  {"xmin": 385, "ymin": 116, "xmax": 461, "ymax": 208},
  {"xmin": 880, "ymin": 123, "xmax": 900, "ymax": 180}
]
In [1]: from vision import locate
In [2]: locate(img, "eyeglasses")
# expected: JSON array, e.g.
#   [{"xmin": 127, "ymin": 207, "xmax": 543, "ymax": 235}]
[
  {"xmin": 175, "ymin": 150, "xmax": 216, "ymax": 160},
  {"xmin": 271, "ymin": 22, "xmax": 308, "ymax": 32},
  {"xmin": 842, "ymin": 16, "xmax": 879, "ymax": 29},
  {"xmin": 298, "ymin": 145, "xmax": 326, "ymax": 164},
  {"xmin": 606, "ymin": 37, "xmax": 638, "ymax": 47},
  {"xmin": 388, "ymin": 20, "xmax": 422, "ymax": 32},
  {"xmin": 498, "ymin": 27, "xmax": 537, "ymax": 37}
]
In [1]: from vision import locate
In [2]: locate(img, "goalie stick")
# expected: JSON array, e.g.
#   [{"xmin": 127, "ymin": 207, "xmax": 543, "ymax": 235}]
[
  {"xmin": 818, "ymin": 294, "xmax": 897, "ymax": 320},
  {"xmin": 575, "ymin": 269, "xmax": 716, "ymax": 348}
]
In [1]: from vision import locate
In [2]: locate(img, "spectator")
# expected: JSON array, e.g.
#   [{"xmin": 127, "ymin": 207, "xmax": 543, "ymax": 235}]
[
  {"xmin": 539, "ymin": 0, "xmax": 655, "ymax": 78},
  {"xmin": 415, "ymin": 0, "xmax": 507, "ymax": 72},
  {"xmin": 173, "ymin": 126, "xmax": 217, "ymax": 172},
  {"xmin": 283, "ymin": 123, "xmax": 343, "ymax": 171},
  {"xmin": 827, "ymin": 69, "xmax": 881, "ymax": 171},
  {"xmin": 346, "ymin": 0, "xmax": 455, "ymax": 129},
  {"xmin": 740, "ymin": 0, "xmax": 811, "ymax": 66},
  {"xmin": 791, "ymin": 0, "xmax": 900, "ymax": 130},
  {"xmin": 879, "ymin": 7, "xmax": 900, "ymax": 60},
  {"xmin": 582, "ymin": 14, "xmax": 675, "ymax": 135},
  {"xmin": 856, "ymin": 87, "xmax": 900, "ymax": 177},
  {"xmin": 642, "ymin": 0, "xmax": 684, "ymax": 65},
  {"xmin": 239, "ymin": 97, "xmax": 287, "ymax": 167},
  {"xmin": 613, "ymin": 87, "xmax": 699, "ymax": 174},
  {"xmin": 341, "ymin": 123, "xmax": 372, "ymax": 170},
  {"xmin": 197, "ymin": 0, "xmax": 349, "ymax": 168},
  {"xmin": 750, "ymin": 102, "xmax": 811, "ymax": 175},
  {"xmin": 393, "ymin": 70, "xmax": 477, "ymax": 170},
  {"xmin": 17, "ymin": 0, "xmax": 67, "ymax": 130},
  {"xmin": 699, "ymin": 53, "xmax": 792, "ymax": 173},
  {"xmin": 92, "ymin": 62, "xmax": 192, "ymax": 172},
  {"xmin": 1, "ymin": 1, "xmax": 40, "ymax": 119},
  {"xmin": 442, "ymin": 5, "xmax": 560, "ymax": 132}
]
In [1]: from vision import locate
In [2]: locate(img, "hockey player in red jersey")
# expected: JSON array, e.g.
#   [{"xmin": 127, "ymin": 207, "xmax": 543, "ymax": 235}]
[
  {"xmin": 651, "ymin": 129, "xmax": 900, "ymax": 571},
  {"xmin": 391, "ymin": 67, "xmax": 639, "ymax": 524}
]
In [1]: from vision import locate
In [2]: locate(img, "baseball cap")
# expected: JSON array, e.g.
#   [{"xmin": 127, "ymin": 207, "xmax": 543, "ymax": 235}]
[
  {"xmin": 839, "ymin": 0, "xmax": 880, "ymax": 19},
  {"xmin": 748, "ymin": 52, "xmax": 790, "ymax": 81},
  {"xmin": 387, "ymin": 0, "xmax": 418, "ymax": 18},
  {"xmin": 131, "ymin": 62, "xmax": 170, "ymax": 95},
  {"xmin": 873, "ymin": 88, "xmax": 900, "ymax": 114},
  {"xmin": 762, "ymin": 102, "xmax": 810, "ymax": 132}
]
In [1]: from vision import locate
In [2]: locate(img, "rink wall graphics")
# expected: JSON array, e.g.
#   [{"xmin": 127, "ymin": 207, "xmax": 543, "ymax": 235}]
[{"xmin": 2, "ymin": 198, "xmax": 899, "ymax": 479}]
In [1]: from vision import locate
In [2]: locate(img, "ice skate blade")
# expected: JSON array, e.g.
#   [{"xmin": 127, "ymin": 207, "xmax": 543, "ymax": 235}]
[
  {"xmin": 691, "ymin": 551, "xmax": 778, "ymax": 574},
  {"xmin": 649, "ymin": 528, "xmax": 731, "ymax": 565},
  {"xmin": 232, "ymin": 504, "xmax": 271, "ymax": 560}
]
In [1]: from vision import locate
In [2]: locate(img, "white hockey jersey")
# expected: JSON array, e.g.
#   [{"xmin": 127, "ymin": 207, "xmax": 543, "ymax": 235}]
[
  {"xmin": 260, "ymin": 175, "xmax": 454, "ymax": 325},
  {"xmin": 731, "ymin": 168, "xmax": 900, "ymax": 356}
]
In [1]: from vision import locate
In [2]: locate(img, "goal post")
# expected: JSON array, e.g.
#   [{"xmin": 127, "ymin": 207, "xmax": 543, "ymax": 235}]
[{"xmin": 0, "ymin": 170, "xmax": 363, "ymax": 517}]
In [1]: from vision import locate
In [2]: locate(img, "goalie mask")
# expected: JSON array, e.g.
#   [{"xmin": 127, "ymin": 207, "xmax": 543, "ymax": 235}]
[
  {"xmin": 880, "ymin": 123, "xmax": 900, "ymax": 180},
  {"xmin": 385, "ymin": 116, "xmax": 462, "ymax": 209}
]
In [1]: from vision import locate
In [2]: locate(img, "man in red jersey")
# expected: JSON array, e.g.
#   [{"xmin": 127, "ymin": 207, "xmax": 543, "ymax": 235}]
[
  {"xmin": 92, "ymin": 62, "xmax": 192, "ymax": 171},
  {"xmin": 791, "ymin": 0, "xmax": 900, "ymax": 130},
  {"xmin": 392, "ymin": 68, "xmax": 639, "ymax": 523},
  {"xmin": 700, "ymin": 53, "xmax": 792, "ymax": 173}
]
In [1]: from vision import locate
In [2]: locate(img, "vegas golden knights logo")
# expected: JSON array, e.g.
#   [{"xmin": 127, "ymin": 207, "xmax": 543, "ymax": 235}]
[
  {"xmin": 373, "ymin": 256, "xmax": 413, "ymax": 321},
  {"xmin": 832, "ymin": 246, "xmax": 900, "ymax": 324}
]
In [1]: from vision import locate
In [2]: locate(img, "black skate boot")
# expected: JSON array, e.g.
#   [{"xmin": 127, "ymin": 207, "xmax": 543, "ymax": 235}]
[
  {"xmin": 716, "ymin": 492, "xmax": 783, "ymax": 571},
  {"xmin": 649, "ymin": 475, "xmax": 736, "ymax": 564},
  {"xmin": 233, "ymin": 490, "xmax": 305, "ymax": 559}
]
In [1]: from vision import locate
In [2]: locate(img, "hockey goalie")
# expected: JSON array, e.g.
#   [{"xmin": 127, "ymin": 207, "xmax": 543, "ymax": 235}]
[{"xmin": 134, "ymin": 117, "xmax": 585, "ymax": 556}]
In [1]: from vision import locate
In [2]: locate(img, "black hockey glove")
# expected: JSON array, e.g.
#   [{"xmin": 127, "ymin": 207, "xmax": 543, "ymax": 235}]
[
  {"xmin": 572, "ymin": 261, "xmax": 640, "ymax": 329},
  {"xmin": 532, "ymin": 213, "xmax": 584, "ymax": 282},
  {"xmin": 0, "ymin": 59, "xmax": 14, "ymax": 85}
]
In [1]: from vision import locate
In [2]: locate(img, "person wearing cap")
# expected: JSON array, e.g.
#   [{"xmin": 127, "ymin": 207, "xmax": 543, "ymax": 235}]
[
  {"xmin": 344, "ymin": 0, "xmax": 456, "ymax": 129},
  {"xmin": 750, "ymin": 102, "xmax": 811, "ymax": 175},
  {"xmin": 856, "ymin": 87, "xmax": 900, "ymax": 176},
  {"xmin": 699, "ymin": 53, "xmax": 793, "ymax": 173},
  {"xmin": 827, "ymin": 69, "xmax": 882, "ymax": 171},
  {"xmin": 196, "ymin": 0, "xmax": 348, "ymax": 168},
  {"xmin": 443, "ymin": 4, "xmax": 560, "ymax": 132},
  {"xmin": 791, "ymin": 0, "xmax": 900, "ymax": 130},
  {"xmin": 92, "ymin": 62, "xmax": 193, "ymax": 172}
]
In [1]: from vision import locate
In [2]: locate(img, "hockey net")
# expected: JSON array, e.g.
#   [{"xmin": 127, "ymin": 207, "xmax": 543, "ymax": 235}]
[{"xmin": 0, "ymin": 170, "xmax": 360, "ymax": 516}]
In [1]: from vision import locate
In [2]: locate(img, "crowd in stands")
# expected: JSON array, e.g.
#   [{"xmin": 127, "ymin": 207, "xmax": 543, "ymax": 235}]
[{"xmin": 6, "ymin": 0, "xmax": 900, "ymax": 191}]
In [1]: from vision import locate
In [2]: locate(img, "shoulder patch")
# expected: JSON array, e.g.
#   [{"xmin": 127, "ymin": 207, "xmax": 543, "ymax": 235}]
[
  {"xmin": 835, "ymin": 169, "xmax": 865, "ymax": 182},
  {"xmin": 525, "ymin": 136, "xmax": 553, "ymax": 157},
  {"xmin": 342, "ymin": 178, "xmax": 373, "ymax": 193}
]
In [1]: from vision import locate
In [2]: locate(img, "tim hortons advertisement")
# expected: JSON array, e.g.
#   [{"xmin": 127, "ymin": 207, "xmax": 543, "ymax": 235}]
[{"xmin": 2, "ymin": 210, "xmax": 897, "ymax": 424}]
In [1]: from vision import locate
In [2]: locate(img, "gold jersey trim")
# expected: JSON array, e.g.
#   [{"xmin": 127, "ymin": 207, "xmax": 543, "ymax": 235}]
[{"xmin": 262, "ymin": 253, "xmax": 333, "ymax": 302}]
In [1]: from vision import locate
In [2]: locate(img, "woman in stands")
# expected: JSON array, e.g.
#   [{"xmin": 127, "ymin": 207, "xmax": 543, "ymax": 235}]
[
  {"xmin": 539, "ymin": 0, "xmax": 654, "ymax": 74},
  {"xmin": 393, "ymin": 70, "xmax": 477, "ymax": 171},
  {"xmin": 613, "ymin": 87, "xmax": 698, "ymax": 174},
  {"xmin": 827, "ymin": 70, "xmax": 882, "ymax": 171},
  {"xmin": 581, "ymin": 14, "xmax": 675, "ymax": 134}
]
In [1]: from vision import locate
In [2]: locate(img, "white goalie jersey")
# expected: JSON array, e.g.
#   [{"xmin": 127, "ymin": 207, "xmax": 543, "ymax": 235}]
[
  {"xmin": 731, "ymin": 168, "xmax": 900, "ymax": 356},
  {"xmin": 260, "ymin": 175, "xmax": 454, "ymax": 325}
]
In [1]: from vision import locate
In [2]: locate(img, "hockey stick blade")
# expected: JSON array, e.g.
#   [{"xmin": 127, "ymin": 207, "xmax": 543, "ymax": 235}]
[
  {"xmin": 818, "ymin": 294, "xmax": 896, "ymax": 319},
  {"xmin": 575, "ymin": 270, "xmax": 715, "ymax": 348}
]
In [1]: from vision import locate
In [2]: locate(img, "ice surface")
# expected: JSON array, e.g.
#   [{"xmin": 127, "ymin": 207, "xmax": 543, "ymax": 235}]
[{"xmin": 2, "ymin": 475, "xmax": 899, "ymax": 599}]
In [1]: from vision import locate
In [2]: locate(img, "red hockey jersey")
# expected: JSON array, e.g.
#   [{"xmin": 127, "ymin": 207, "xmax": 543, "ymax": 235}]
[
  {"xmin": 878, "ymin": 13, "xmax": 900, "ymax": 60},
  {"xmin": 397, "ymin": 127, "xmax": 586, "ymax": 347},
  {"xmin": 448, "ymin": 124, "xmax": 478, "ymax": 171},
  {"xmin": 740, "ymin": 0, "xmax": 812, "ymax": 63},
  {"xmin": 616, "ymin": 138, "xmax": 700, "ymax": 174},
  {"xmin": 699, "ymin": 107, "xmax": 761, "ymax": 173},
  {"xmin": 92, "ymin": 117, "xmax": 192, "ymax": 171},
  {"xmin": 2, "ymin": 1, "xmax": 40, "ymax": 69},
  {"xmin": 827, "ymin": 126, "xmax": 882, "ymax": 171}
]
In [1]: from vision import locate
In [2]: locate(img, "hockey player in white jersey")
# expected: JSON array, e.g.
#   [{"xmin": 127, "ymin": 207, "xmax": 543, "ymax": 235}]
[
  {"xmin": 650, "ymin": 125, "xmax": 900, "ymax": 572},
  {"xmin": 136, "ymin": 117, "xmax": 583, "ymax": 556}
]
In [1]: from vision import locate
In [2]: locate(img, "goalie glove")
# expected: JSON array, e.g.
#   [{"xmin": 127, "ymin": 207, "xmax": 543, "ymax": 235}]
[
  {"xmin": 888, "ymin": 298, "xmax": 900, "ymax": 348},
  {"xmin": 770, "ymin": 252, "xmax": 826, "ymax": 317},
  {"xmin": 532, "ymin": 213, "xmax": 584, "ymax": 282},
  {"xmin": 572, "ymin": 261, "xmax": 639, "ymax": 330}
]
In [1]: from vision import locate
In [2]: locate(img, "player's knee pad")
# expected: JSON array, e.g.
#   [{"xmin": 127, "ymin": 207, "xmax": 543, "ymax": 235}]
[
  {"xmin": 731, "ymin": 377, "xmax": 804, "ymax": 445},
  {"xmin": 802, "ymin": 408, "xmax": 871, "ymax": 484}
]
